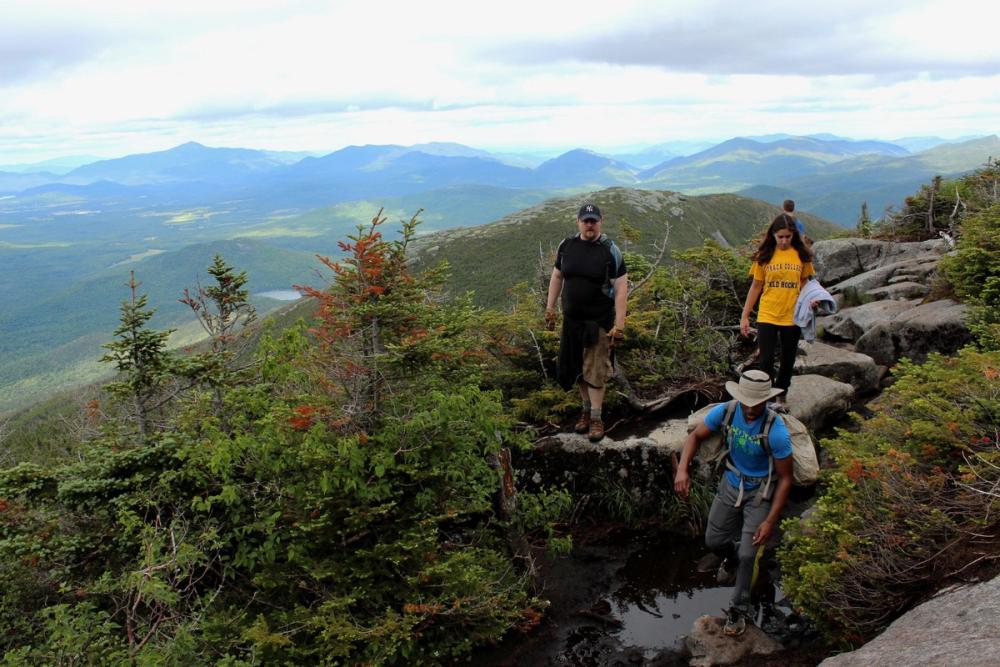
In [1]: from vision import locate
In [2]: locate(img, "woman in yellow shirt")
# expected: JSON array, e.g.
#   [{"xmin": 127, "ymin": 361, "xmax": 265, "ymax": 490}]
[{"xmin": 739, "ymin": 214, "xmax": 815, "ymax": 410}]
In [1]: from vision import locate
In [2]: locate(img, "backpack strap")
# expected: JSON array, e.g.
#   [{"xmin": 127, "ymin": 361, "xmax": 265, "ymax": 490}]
[
  {"xmin": 555, "ymin": 236, "xmax": 573, "ymax": 269},
  {"xmin": 599, "ymin": 235, "xmax": 622, "ymax": 299},
  {"xmin": 721, "ymin": 402, "xmax": 778, "ymax": 507},
  {"xmin": 720, "ymin": 399, "xmax": 738, "ymax": 432},
  {"xmin": 755, "ymin": 410, "xmax": 778, "ymax": 504}
]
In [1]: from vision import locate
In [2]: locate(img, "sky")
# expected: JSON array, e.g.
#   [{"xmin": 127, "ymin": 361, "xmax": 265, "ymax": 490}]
[{"xmin": 2, "ymin": 0, "xmax": 999, "ymax": 164}]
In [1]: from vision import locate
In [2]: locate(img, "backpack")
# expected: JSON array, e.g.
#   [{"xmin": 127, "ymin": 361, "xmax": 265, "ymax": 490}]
[
  {"xmin": 557, "ymin": 234, "xmax": 623, "ymax": 299},
  {"xmin": 686, "ymin": 400, "xmax": 819, "ymax": 500}
]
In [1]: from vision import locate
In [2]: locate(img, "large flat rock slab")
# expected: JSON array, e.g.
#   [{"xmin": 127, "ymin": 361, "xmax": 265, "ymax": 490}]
[
  {"xmin": 794, "ymin": 341, "xmax": 881, "ymax": 394},
  {"xmin": 813, "ymin": 238, "xmax": 948, "ymax": 284},
  {"xmin": 820, "ymin": 575, "xmax": 1000, "ymax": 667},
  {"xmin": 521, "ymin": 433, "xmax": 678, "ymax": 511},
  {"xmin": 854, "ymin": 299, "xmax": 971, "ymax": 366},
  {"xmin": 828, "ymin": 255, "xmax": 941, "ymax": 298},
  {"xmin": 819, "ymin": 299, "xmax": 922, "ymax": 341},
  {"xmin": 865, "ymin": 281, "xmax": 930, "ymax": 301},
  {"xmin": 786, "ymin": 374, "xmax": 854, "ymax": 431},
  {"xmin": 645, "ymin": 419, "xmax": 689, "ymax": 454}
]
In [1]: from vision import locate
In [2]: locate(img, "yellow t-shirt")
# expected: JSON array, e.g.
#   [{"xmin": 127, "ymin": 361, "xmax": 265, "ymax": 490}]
[{"xmin": 750, "ymin": 248, "xmax": 815, "ymax": 326}]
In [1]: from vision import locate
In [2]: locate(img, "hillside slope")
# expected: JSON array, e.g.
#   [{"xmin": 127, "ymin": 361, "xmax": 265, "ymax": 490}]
[
  {"xmin": 0, "ymin": 239, "xmax": 319, "ymax": 410},
  {"xmin": 411, "ymin": 187, "xmax": 840, "ymax": 307}
]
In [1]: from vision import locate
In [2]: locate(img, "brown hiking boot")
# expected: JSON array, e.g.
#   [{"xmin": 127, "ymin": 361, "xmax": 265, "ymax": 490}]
[
  {"xmin": 574, "ymin": 411, "xmax": 590, "ymax": 434},
  {"xmin": 588, "ymin": 417, "xmax": 605, "ymax": 442}
]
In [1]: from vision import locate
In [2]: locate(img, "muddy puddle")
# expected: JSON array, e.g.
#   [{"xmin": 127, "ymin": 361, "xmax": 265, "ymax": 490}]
[
  {"xmin": 610, "ymin": 535, "xmax": 733, "ymax": 657},
  {"xmin": 474, "ymin": 524, "xmax": 817, "ymax": 667}
]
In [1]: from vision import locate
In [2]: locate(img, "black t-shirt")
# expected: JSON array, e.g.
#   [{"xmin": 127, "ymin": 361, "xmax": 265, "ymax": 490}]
[{"xmin": 555, "ymin": 236, "xmax": 627, "ymax": 322}]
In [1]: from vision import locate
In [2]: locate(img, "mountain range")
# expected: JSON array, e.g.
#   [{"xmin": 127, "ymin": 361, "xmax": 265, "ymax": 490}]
[
  {"xmin": 4, "ymin": 134, "xmax": 995, "ymax": 227},
  {"xmin": 1, "ymin": 132, "xmax": 996, "ymax": 410}
]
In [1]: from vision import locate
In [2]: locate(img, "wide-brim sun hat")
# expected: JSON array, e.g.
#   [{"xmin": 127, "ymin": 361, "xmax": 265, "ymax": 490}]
[{"xmin": 725, "ymin": 370, "xmax": 783, "ymax": 406}]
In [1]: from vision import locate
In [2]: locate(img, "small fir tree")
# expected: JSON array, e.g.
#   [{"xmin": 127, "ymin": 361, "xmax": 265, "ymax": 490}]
[
  {"xmin": 856, "ymin": 201, "xmax": 872, "ymax": 238},
  {"xmin": 179, "ymin": 254, "xmax": 257, "ymax": 428},
  {"xmin": 100, "ymin": 271, "xmax": 176, "ymax": 442}
]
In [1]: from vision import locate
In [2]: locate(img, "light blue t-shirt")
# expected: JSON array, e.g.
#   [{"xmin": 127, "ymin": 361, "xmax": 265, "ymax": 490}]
[{"xmin": 704, "ymin": 402, "xmax": 792, "ymax": 489}]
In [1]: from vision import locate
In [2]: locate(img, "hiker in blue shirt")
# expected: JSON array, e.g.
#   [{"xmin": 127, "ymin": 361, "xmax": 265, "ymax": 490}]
[{"xmin": 674, "ymin": 370, "xmax": 794, "ymax": 637}]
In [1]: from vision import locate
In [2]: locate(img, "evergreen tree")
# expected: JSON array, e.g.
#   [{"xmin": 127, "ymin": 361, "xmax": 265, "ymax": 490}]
[
  {"xmin": 856, "ymin": 201, "xmax": 872, "ymax": 238},
  {"xmin": 100, "ymin": 271, "xmax": 175, "ymax": 442},
  {"xmin": 179, "ymin": 254, "xmax": 257, "ymax": 428}
]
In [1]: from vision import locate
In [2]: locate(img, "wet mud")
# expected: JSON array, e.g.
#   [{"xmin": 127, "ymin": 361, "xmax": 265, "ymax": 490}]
[{"xmin": 474, "ymin": 523, "xmax": 825, "ymax": 667}]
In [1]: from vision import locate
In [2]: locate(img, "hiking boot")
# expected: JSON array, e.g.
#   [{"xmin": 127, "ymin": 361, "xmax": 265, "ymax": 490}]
[
  {"xmin": 588, "ymin": 418, "xmax": 605, "ymax": 442},
  {"xmin": 574, "ymin": 411, "xmax": 590, "ymax": 434},
  {"xmin": 770, "ymin": 396, "xmax": 789, "ymax": 414},
  {"xmin": 723, "ymin": 607, "xmax": 747, "ymax": 637},
  {"xmin": 716, "ymin": 557, "xmax": 737, "ymax": 586},
  {"xmin": 696, "ymin": 552, "xmax": 722, "ymax": 574}
]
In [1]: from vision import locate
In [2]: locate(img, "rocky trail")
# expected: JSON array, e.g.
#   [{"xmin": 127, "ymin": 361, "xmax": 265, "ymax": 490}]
[{"xmin": 484, "ymin": 237, "xmax": 993, "ymax": 666}]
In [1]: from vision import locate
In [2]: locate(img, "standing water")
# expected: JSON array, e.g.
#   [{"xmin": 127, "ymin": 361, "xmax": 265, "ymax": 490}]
[
  {"xmin": 611, "ymin": 533, "xmax": 733, "ymax": 657},
  {"xmin": 257, "ymin": 289, "xmax": 302, "ymax": 301},
  {"xmin": 476, "ymin": 526, "xmax": 783, "ymax": 666}
]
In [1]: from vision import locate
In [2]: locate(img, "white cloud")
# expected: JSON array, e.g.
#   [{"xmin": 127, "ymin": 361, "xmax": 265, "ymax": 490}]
[{"xmin": 0, "ymin": 0, "xmax": 997, "ymax": 163}]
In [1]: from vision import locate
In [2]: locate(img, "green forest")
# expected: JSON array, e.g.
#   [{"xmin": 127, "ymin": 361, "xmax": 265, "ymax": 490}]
[{"xmin": 1, "ymin": 162, "xmax": 999, "ymax": 664}]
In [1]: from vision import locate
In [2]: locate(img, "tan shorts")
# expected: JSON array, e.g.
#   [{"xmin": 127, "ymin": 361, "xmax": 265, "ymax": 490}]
[{"xmin": 581, "ymin": 328, "xmax": 613, "ymax": 388}]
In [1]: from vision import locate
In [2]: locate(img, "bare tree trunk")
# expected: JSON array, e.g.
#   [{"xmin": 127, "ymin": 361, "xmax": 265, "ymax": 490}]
[
  {"xmin": 492, "ymin": 447, "xmax": 539, "ymax": 587},
  {"xmin": 927, "ymin": 175, "xmax": 941, "ymax": 235},
  {"xmin": 631, "ymin": 219, "xmax": 673, "ymax": 294}
]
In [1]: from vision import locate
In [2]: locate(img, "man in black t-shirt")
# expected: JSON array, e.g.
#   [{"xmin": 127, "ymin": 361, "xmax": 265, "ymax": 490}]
[{"xmin": 545, "ymin": 203, "xmax": 628, "ymax": 441}]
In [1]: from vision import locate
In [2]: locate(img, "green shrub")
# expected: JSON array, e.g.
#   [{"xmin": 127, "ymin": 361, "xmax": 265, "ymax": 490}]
[
  {"xmin": 779, "ymin": 349, "xmax": 1000, "ymax": 644},
  {"xmin": 623, "ymin": 241, "xmax": 747, "ymax": 394},
  {"xmin": 941, "ymin": 203, "xmax": 1000, "ymax": 350},
  {"xmin": 0, "ymin": 214, "xmax": 568, "ymax": 664}
]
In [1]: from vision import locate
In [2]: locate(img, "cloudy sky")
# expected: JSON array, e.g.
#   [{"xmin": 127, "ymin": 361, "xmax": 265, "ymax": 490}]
[{"xmin": 3, "ymin": 0, "xmax": 998, "ymax": 163}]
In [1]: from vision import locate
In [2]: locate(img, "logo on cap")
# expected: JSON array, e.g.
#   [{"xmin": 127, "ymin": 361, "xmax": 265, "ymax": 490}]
[{"xmin": 578, "ymin": 203, "xmax": 602, "ymax": 220}]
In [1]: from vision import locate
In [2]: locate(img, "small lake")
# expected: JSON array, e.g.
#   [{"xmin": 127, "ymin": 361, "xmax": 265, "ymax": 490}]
[{"xmin": 257, "ymin": 289, "xmax": 302, "ymax": 301}]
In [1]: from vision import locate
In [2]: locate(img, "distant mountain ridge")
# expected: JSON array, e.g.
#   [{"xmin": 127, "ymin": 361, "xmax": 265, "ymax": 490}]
[
  {"xmin": 4, "ymin": 134, "xmax": 990, "ymax": 213},
  {"xmin": 533, "ymin": 149, "xmax": 640, "ymax": 187},
  {"xmin": 640, "ymin": 136, "xmax": 910, "ymax": 183},
  {"xmin": 740, "ymin": 134, "xmax": 1000, "ymax": 224},
  {"xmin": 66, "ymin": 141, "xmax": 291, "ymax": 185}
]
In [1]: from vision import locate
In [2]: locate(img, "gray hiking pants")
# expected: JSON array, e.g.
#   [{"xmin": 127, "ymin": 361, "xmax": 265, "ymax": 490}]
[{"xmin": 705, "ymin": 477, "xmax": 771, "ymax": 610}]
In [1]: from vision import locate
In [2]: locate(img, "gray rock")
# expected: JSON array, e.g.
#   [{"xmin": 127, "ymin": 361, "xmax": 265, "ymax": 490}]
[
  {"xmin": 686, "ymin": 615, "xmax": 782, "ymax": 666},
  {"xmin": 819, "ymin": 299, "xmax": 922, "ymax": 341},
  {"xmin": 828, "ymin": 255, "xmax": 940, "ymax": 297},
  {"xmin": 828, "ymin": 264, "xmax": 898, "ymax": 295},
  {"xmin": 819, "ymin": 575, "xmax": 1000, "ymax": 667},
  {"xmin": 794, "ymin": 341, "xmax": 880, "ymax": 394},
  {"xmin": 812, "ymin": 238, "xmax": 947, "ymax": 285},
  {"xmin": 812, "ymin": 239, "xmax": 894, "ymax": 284},
  {"xmin": 524, "ymin": 433, "xmax": 678, "ymax": 511},
  {"xmin": 645, "ymin": 419, "xmax": 689, "ymax": 454},
  {"xmin": 881, "ymin": 256, "xmax": 942, "ymax": 283},
  {"xmin": 786, "ymin": 374, "xmax": 854, "ymax": 431},
  {"xmin": 864, "ymin": 281, "xmax": 930, "ymax": 301},
  {"xmin": 854, "ymin": 299, "xmax": 971, "ymax": 366}
]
